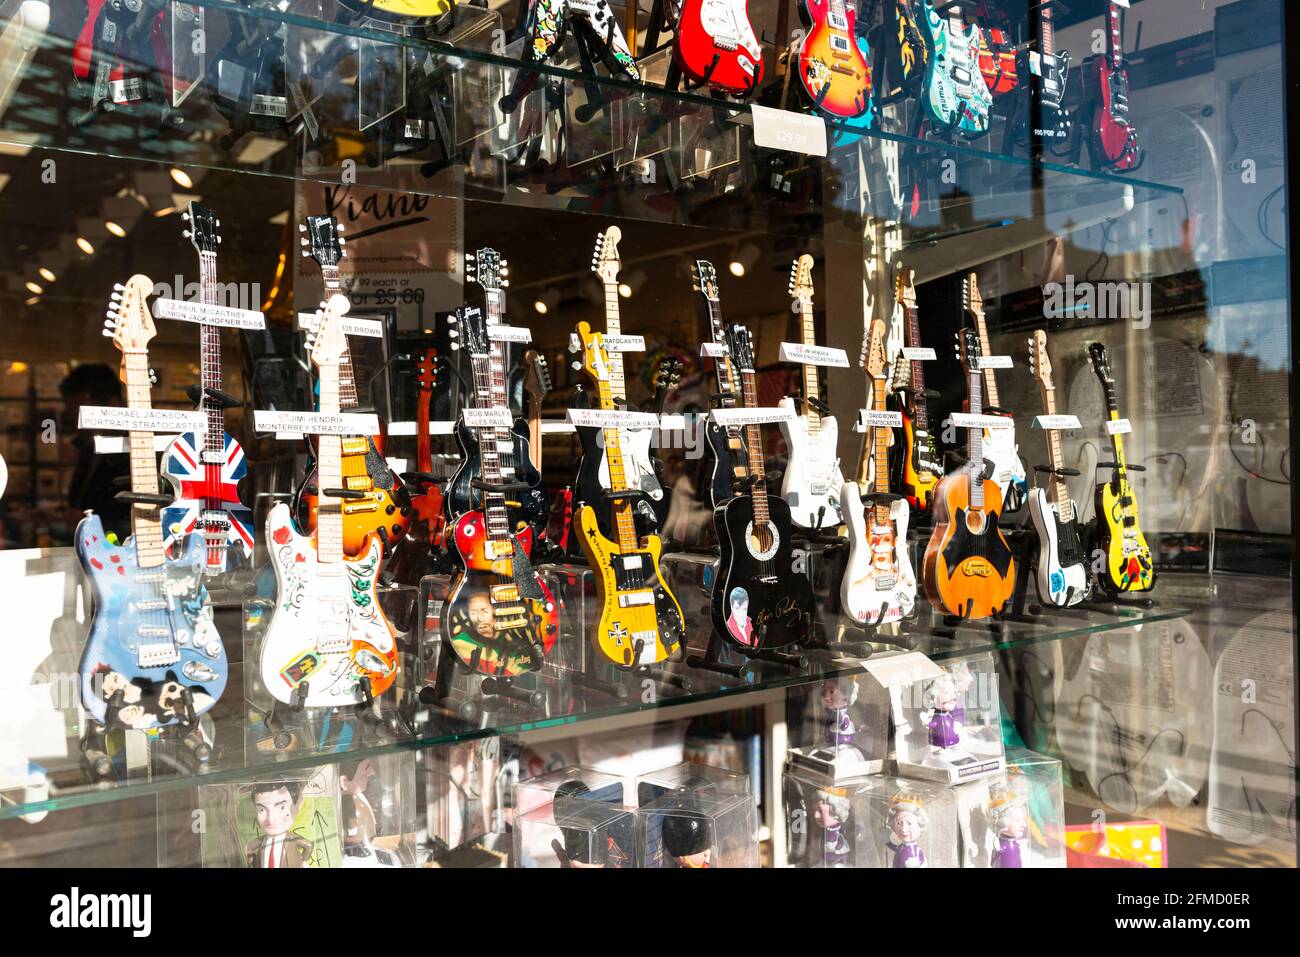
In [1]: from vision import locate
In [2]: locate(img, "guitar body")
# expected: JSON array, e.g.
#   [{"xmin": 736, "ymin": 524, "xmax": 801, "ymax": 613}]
[
  {"xmin": 796, "ymin": 0, "xmax": 873, "ymax": 118},
  {"xmin": 976, "ymin": 26, "xmax": 1017, "ymax": 96},
  {"xmin": 161, "ymin": 429, "xmax": 255, "ymax": 572},
  {"xmin": 674, "ymin": 0, "xmax": 765, "ymax": 95},
  {"xmin": 259, "ymin": 503, "xmax": 398, "ymax": 707},
  {"xmin": 445, "ymin": 418, "xmax": 548, "ymax": 535},
  {"xmin": 917, "ymin": 5, "xmax": 993, "ymax": 136},
  {"xmin": 576, "ymin": 506, "xmax": 684, "ymax": 667},
  {"xmin": 442, "ymin": 512, "xmax": 558, "ymax": 677},
  {"xmin": 76, "ymin": 514, "xmax": 227, "ymax": 728},
  {"xmin": 296, "ymin": 436, "xmax": 410, "ymax": 556},
  {"xmin": 922, "ymin": 469, "xmax": 1015, "ymax": 619},
  {"xmin": 1084, "ymin": 57, "xmax": 1141, "ymax": 170},
  {"xmin": 896, "ymin": 407, "xmax": 940, "ymax": 512},
  {"xmin": 337, "ymin": 0, "xmax": 454, "ymax": 21},
  {"xmin": 573, "ymin": 420, "xmax": 667, "ymax": 539},
  {"xmin": 840, "ymin": 481, "xmax": 916, "ymax": 624},
  {"xmin": 712, "ymin": 494, "xmax": 812, "ymax": 650},
  {"xmin": 982, "ymin": 419, "xmax": 1027, "ymax": 510},
  {"xmin": 704, "ymin": 420, "xmax": 746, "ymax": 508},
  {"xmin": 779, "ymin": 398, "xmax": 845, "ymax": 528},
  {"xmin": 1027, "ymin": 488, "xmax": 1089, "ymax": 607},
  {"xmin": 1094, "ymin": 477, "xmax": 1156, "ymax": 593},
  {"xmin": 1017, "ymin": 48, "xmax": 1071, "ymax": 144}
]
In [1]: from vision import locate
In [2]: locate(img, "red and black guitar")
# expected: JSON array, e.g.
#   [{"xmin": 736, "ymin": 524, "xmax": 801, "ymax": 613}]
[
  {"xmin": 672, "ymin": 0, "xmax": 765, "ymax": 96},
  {"xmin": 1083, "ymin": 0, "xmax": 1142, "ymax": 172},
  {"xmin": 795, "ymin": 0, "xmax": 873, "ymax": 119},
  {"xmin": 391, "ymin": 348, "xmax": 447, "ymax": 584}
]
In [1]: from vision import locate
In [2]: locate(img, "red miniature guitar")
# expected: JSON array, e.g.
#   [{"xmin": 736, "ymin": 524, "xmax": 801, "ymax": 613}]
[
  {"xmin": 1083, "ymin": 0, "xmax": 1142, "ymax": 172},
  {"xmin": 673, "ymin": 0, "xmax": 765, "ymax": 95},
  {"xmin": 796, "ymin": 0, "xmax": 873, "ymax": 118},
  {"xmin": 407, "ymin": 349, "xmax": 446, "ymax": 550}
]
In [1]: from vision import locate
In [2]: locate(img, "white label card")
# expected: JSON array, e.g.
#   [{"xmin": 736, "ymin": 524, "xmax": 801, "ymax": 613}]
[
  {"xmin": 1033, "ymin": 414, "xmax": 1082, "ymax": 431},
  {"xmin": 253, "ymin": 410, "xmax": 380, "ymax": 436},
  {"xmin": 859, "ymin": 409, "xmax": 903, "ymax": 429},
  {"xmin": 1104, "ymin": 418, "xmax": 1133, "ymax": 435},
  {"xmin": 751, "ymin": 104, "xmax": 828, "ymax": 157},
  {"xmin": 974, "ymin": 355, "xmax": 1013, "ymax": 370},
  {"xmin": 462, "ymin": 407, "xmax": 515, "ymax": 428},
  {"xmin": 601, "ymin": 335, "xmax": 646, "ymax": 353},
  {"xmin": 296, "ymin": 313, "xmax": 383, "ymax": 339},
  {"xmin": 779, "ymin": 342, "xmax": 850, "ymax": 368},
  {"xmin": 701, "ymin": 342, "xmax": 729, "ymax": 357},
  {"xmin": 387, "ymin": 420, "xmax": 458, "ymax": 436},
  {"xmin": 710, "ymin": 406, "xmax": 795, "ymax": 426},
  {"xmin": 567, "ymin": 408, "xmax": 660, "ymax": 429},
  {"xmin": 487, "ymin": 325, "xmax": 533, "ymax": 344},
  {"xmin": 154, "ymin": 299, "xmax": 267, "ymax": 330},
  {"xmin": 94, "ymin": 434, "xmax": 180, "ymax": 454},
  {"xmin": 949, "ymin": 412, "xmax": 1014, "ymax": 431},
  {"xmin": 902, "ymin": 347, "xmax": 937, "ymax": 361},
  {"xmin": 79, "ymin": 406, "xmax": 206, "ymax": 434}
]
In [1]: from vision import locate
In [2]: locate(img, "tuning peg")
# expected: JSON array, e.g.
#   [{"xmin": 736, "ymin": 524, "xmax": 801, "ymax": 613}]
[
  {"xmin": 105, "ymin": 310, "xmax": 117, "ymax": 320},
  {"xmin": 182, "ymin": 230, "xmax": 192, "ymax": 239},
  {"xmin": 216, "ymin": 237, "xmax": 222, "ymax": 244},
  {"xmin": 298, "ymin": 223, "xmax": 306, "ymax": 232},
  {"xmin": 181, "ymin": 212, "xmax": 190, "ymax": 221},
  {"xmin": 465, "ymin": 252, "xmax": 475, "ymax": 261},
  {"xmin": 148, "ymin": 368, "xmax": 158, "ymax": 384},
  {"xmin": 449, "ymin": 342, "xmax": 460, "ymax": 351},
  {"xmin": 571, "ymin": 360, "xmax": 582, "ymax": 372},
  {"xmin": 101, "ymin": 327, "xmax": 115, "ymax": 337},
  {"xmin": 216, "ymin": 219, "xmax": 221, "ymax": 228},
  {"xmin": 337, "ymin": 237, "xmax": 345, "ymax": 245},
  {"xmin": 300, "ymin": 237, "xmax": 309, "ymax": 245},
  {"xmin": 113, "ymin": 283, "xmax": 124, "ymax": 291},
  {"xmin": 301, "ymin": 250, "xmax": 311, "ymax": 257},
  {"xmin": 110, "ymin": 291, "xmax": 122, "ymax": 301},
  {"xmin": 500, "ymin": 279, "xmax": 509, "ymax": 288},
  {"xmin": 336, "ymin": 224, "xmax": 345, "ymax": 232}
]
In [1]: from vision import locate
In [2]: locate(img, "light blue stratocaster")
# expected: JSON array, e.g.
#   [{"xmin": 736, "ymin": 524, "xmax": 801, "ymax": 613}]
[
  {"xmin": 917, "ymin": 1, "xmax": 993, "ymax": 137},
  {"xmin": 77, "ymin": 275, "xmax": 227, "ymax": 732}
]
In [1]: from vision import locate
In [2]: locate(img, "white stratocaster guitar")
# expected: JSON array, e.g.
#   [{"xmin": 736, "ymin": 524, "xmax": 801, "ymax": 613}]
[
  {"xmin": 258, "ymin": 295, "xmax": 400, "ymax": 708},
  {"xmin": 780, "ymin": 255, "xmax": 844, "ymax": 530},
  {"xmin": 966, "ymin": 275, "xmax": 1026, "ymax": 510},
  {"xmin": 840, "ymin": 314, "xmax": 916, "ymax": 625},
  {"xmin": 1027, "ymin": 329, "xmax": 1089, "ymax": 607}
]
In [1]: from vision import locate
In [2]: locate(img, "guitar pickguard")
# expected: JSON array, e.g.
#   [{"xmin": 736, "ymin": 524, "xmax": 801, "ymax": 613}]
[{"xmin": 940, "ymin": 507, "xmax": 1014, "ymax": 579}]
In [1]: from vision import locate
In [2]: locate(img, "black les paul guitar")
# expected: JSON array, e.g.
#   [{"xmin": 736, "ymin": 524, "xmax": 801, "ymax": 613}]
[{"xmin": 710, "ymin": 324, "xmax": 813, "ymax": 652}]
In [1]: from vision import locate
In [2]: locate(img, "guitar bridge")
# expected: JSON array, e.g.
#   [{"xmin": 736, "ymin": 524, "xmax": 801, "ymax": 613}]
[{"xmin": 137, "ymin": 641, "xmax": 180, "ymax": 668}]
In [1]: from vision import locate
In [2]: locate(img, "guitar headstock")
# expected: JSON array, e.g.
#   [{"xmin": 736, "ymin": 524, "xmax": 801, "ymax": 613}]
[
  {"xmin": 789, "ymin": 255, "xmax": 815, "ymax": 308},
  {"xmin": 449, "ymin": 306, "xmax": 489, "ymax": 357},
  {"xmin": 304, "ymin": 293, "xmax": 352, "ymax": 369},
  {"xmin": 592, "ymin": 227, "xmax": 622, "ymax": 284},
  {"xmin": 300, "ymin": 215, "xmax": 345, "ymax": 270},
  {"xmin": 962, "ymin": 273, "xmax": 984, "ymax": 320},
  {"xmin": 575, "ymin": 322, "xmax": 611, "ymax": 385},
  {"xmin": 105, "ymin": 275, "xmax": 157, "ymax": 362},
  {"xmin": 692, "ymin": 260, "xmax": 719, "ymax": 302},
  {"xmin": 956, "ymin": 325, "xmax": 983, "ymax": 374},
  {"xmin": 1028, "ymin": 329, "xmax": 1054, "ymax": 394},
  {"xmin": 466, "ymin": 248, "xmax": 507, "ymax": 293},
  {"xmin": 725, "ymin": 324, "xmax": 756, "ymax": 374},
  {"xmin": 655, "ymin": 355, "xmax": 683, "ymax": 394},
  {"xmin": 183, "ymin": 202, "xmax": 220, "ymax": 256},
  {"xmin": 1088, "ymin": 342, "xmax": 1114, "ymax": 386},
  {"xmin": 524, "ymin": 349, "xmax": 552, "ymax": 402},
  {"xmin": 865, "ymin": 317, "xmax": 888, "ymax": 380},
  {"xmin": 896, "ymin": 264, "xmax": 917, "ymax": 309},
  {"xmin": 415, "ymin": 348, "xmax": 440, "ymax": 394}
]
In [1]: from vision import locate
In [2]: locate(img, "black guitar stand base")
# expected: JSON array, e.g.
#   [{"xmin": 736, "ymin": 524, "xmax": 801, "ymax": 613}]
[{"xmin": 687, "ymin": 632, "xmax": 749, "ymax": 679}]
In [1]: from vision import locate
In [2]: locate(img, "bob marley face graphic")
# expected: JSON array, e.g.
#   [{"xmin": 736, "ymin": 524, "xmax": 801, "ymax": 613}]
[{"xmin": 467, "ymin": 592, "xmax": 495, "ymax": 641}]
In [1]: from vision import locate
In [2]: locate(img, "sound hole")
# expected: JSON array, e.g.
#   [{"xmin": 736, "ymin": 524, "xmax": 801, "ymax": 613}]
[{"xmin": 964, "ymin": 509, "xmax": 986, "ymax": 535}]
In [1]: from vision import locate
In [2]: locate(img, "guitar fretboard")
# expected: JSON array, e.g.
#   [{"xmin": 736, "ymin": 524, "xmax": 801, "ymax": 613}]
[
  {"xmin": 967, "ymin": 364, "xmax": 985, "ymax": 511},
  {"xmin": 1107, "ymin": 1, "xmax": 1123, "ymax": 69},
  {"xmin": 903, "ymin": 298, "xmax": 929, "ymax": 430},
  {"xmin": 870, "ymin": 374, "xmax": 890, "ymax": 525},
  {"xmin": 316, "ymin": 358, "xmax": 344, "ymax": 564},
  {"xmin": 123, "ymin": 351, "xmax": 165, "ymax": 568},
  {"xmin": 1041, "ymin": 0, "xmax": 1056, "ymax": 57},
  {"xmin": 198, "ymin": 253, "xmax": 224, "ymax": 455},
  {"xmin": 321, "ymin": 265, "xmax": 359, "ymax": 410},
  {"xmin": 798, "ymin": 298, "xmax": 822, "ymax": 434},
  {"xmin": 479, "ymin": 288, "xmax": 515, "ymax": 548},
  {"xmin": 738, "ymin": 369, "xmax": 771, "ymax": 529},
  {"xmin": 601, "ymin": 279, "xmax": 628, "ymax": 404},
  {"xmin": 1039, "ymin": 384, "xmax": 1073, "ymax": 518},
  {"xmin": 971, "ymin": 302, "xmax": 1001, "ymax": 409}
]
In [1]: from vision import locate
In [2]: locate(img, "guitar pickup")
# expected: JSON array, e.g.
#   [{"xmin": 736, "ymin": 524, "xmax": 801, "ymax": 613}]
[
  {"xmin": 485, "ymin": 539, "xmax": 515, "ymax": 560},
  {"xmin": 617, "ymin": 591, "xmax": 655, "ymax": 608},
  {"xmin": 136, "ymin": 641, "xmax": 180, "ymax": 668},
  {"xmin": 341, "ymin": 438, "xmax": 371, "ymax": 456},
  {"xmin": 490, "ymin": 584, "xmax": 521, "ymax": 604},
  {"xmin": 344, "ymin": 476, "xmax": 373, "ymax": 491}
]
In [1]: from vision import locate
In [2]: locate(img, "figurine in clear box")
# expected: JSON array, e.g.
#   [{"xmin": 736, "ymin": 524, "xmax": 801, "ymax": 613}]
[
  {"xmin": 822, "ymin": 678, "xmax": 859, "ymax": 747},
  {"xmin": 245, "ymin": 778, "xmax": 314, "ymax": 869},
  {"xmin": 988, "ymin": 770, "xmax": 1030, "ymax": 869},
  {"xmin": 340, "ymin": 759, "xmax": 379, "ymax": 850},
  {"xmin": 921, "ymin": 673, "xmax": 963, "ymax": 752},
  {"xmin": 886, "ymin": 792, "xmax": 928, "ymax": 869},
  {"xmin": 813, "ymin": 790, "xmax": 852, "ymax": 867},
  {"xmin": 662, "ymin": 810, "xmax": 713, "ymax": 868},
  {"xmin": 948, "ymin": 660, "xmax": 974, "ymax": 724},
  {"xmin": 550, "ymin": 780, "xmax": 628, "ymax": 868}
]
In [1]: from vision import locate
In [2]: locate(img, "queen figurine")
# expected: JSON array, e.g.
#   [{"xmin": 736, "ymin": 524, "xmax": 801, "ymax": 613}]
[
  {"xmin": 988, "ymin": 770, "xmax": 1030, "ymax": 868},
  {"xmin": 886, "ymin": 792, "xmax": 928, "ymax": 868}
]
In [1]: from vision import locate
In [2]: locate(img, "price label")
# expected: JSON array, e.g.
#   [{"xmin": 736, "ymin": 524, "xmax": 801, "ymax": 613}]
[
  {"xmin": 462, "ymin": 407, "xmax": 514, "ymax": 428},
  {"xmin": 858, "ymin": 409, "xmax": 903, "ymax": 429},
  {"xmin": 949, "ymin": 412, "xmax": 1014, "ymax": 431},
  {"xmin": 602, "ymin": 335, "xmax": 646, "ymax": 353},
  {"xmin": 1033, "ymin": 414, "xmax": 1082, "ymax": 431},
  {"xmin": 1104, "ymin": 418, "xmax": 1133, "ymax": 436},
  {"xmin": 779, "ymin": 342, "xmax": 850, "ymax": 368},
  {"xmin": 974, "ymin": 355, "xmax": 1013, "ymax": 370},
  {"xmin": 567, "ymin": 408, "xmax": 660, "ymax": 429},
  {"xmin": 296, "ymin": 313, "xmax": 383, "ymax": 339},
  {"xmin": 253, "ymin": 410, "xmax": 380, "ymax": 436},
  {"xmin": 902, "ymin": 347, "xmax": 937, "ymax": 362},
  {"xmin": 94, "ymin": 434, "xmax": 180, "ymax": 454},
  {"xmin": 488, "ymin": 325, "xmax": 533, "ymax": 344},
  {"xmin": 701, "ymin": 342, "xmax": 729, "ymax": 358},
  {"xmin": 710, "ymin": 406, "xmax": 795, "ymax": 427},
  {"xmin": 154, "ymin": 299, "xmax": 266, "ymax": 330},
  {"xmin": 78, "ymin": 406, "xmax": 206, "ymax": 434},
  {"xmin": 751, "ymin": 105, "xmax": 828, "ymax": 157}
]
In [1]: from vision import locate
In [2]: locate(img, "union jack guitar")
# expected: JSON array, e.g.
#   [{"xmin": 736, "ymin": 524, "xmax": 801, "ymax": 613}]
[{"xmin": 161, "ymin": 202, "xmax": 254, "ymax": 574}]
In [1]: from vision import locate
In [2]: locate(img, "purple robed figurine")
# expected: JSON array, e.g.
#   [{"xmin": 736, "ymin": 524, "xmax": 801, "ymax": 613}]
[
  {"xmin": 815, "ymin": 792, "xmax": 852, "ymax": 867},
  {"xmin": 992, "ymin": 835, "xmax": 1024, "ymax": 868},
  {"xmin": 988, "ymin": 773, "xmax": 1030, "ymax": 868},
  {"xmin": 887, "ymin": 792, "xmax": 928, "ymax": 869},
  {"xmin": 821, "ymin": 679, "xmax": 859, "ymax": 748},
  {"xmin": 923, "ymin": 674, "xmax": 962, "ymax": 750},
  {"xmin": 927, "ymin": 710, "xmax": 959, "ymax": 749},
  {"xmin": 892, "ymin": 840, "xmax": 926, "ymax": 869}
]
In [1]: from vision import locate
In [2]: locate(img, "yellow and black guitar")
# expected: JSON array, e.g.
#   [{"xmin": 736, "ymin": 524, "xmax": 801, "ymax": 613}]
[{"xmin": 1087, "ymin": 343, "xmax": 1156, "ymax": 594}]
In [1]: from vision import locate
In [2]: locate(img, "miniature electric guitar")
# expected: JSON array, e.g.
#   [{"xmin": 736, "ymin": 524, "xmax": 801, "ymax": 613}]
[
  {"xmin": 673, "ymin": 0, "xmax": 765, "ymax": 95},
  {"xmin": 779, "ymin": 255, "xmax": 844, "ymax": 530},
  {"xmin": 78, "ymin": 275, "xmax": 228, "ymax": 731},
  {"xmin": 917, "ymin": 0, "xmax": 993, "ymax": 136},
  {"xmin": 693, "ymin": 260, "xmax": 750, "ymax": 508},
  {"xmin": 1026, "ymin": 330, "xmax": 1089, "ymax": 607},
  {"xmin": 922, "ymin": 327, "xmax": 1015, "ymax": 620},
  {"xmin": 523, "ymin": 350, "xmax": 551, "ymax": 473},
  {"xmin": 966, "ymin": 274, "xmax": 1026, "ymax": 510},
  {"xmin": 1016, "ymin": 0, "xmax": 1070, "ymax": 145},
  {"xmin": 336, "ymin": 0, "xmax": 454, "ymax": 21},
  {"xmin": 711, "ymin": 324, "xmax": 814, "ymax": 650},
  {"xmin": 889, "ymin": 267, "xmax": 942, "ymax": 513},
  {"xmin": 1087, "ymin": 343, "xmax": 1156, "ymax": 594},
  {"xmin": 795, "ymin": 0, "xmax": 873, "ymax": 118},
  {"xmin": 160, "ymin": 202, "xmax": 255, "ymax": 575},
  {"xmin": 294, "ymin": 215, "xmax": 410, "ymax": 557},
  {"xmin": 445, "ymin": 249, "xmax": 548, "ymax": 538},
  {"xmin": 841, "ymin": 315, "xmax": 916, "ymax": 625},
  {"xmin": 390, "ymin": 348, "xmax": 447, "ymax": 584},
  {"xmin": 1083, "ymin": 0, "xmax": 1142, "ymax": 172},
  {"xmin": 572, "ymin": 228, "xmax": 667, "ymax": 543},
  {"xmin": 573, "ymin": 325, "xmax": 685, "ymax": 668},
  {"xmin": 260, "ymin": 295, "xmax": 399, "ymax": 708},
  {"xmin": 975, "ymin": 9, "xmax": 1017, "ymax": 97},
  {"xmin": 442, "ymin": 305, "xmax": 559, "ymax": 677}
]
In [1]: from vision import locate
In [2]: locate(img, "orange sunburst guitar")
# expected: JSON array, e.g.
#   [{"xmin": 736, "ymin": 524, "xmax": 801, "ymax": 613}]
[
  {"xmin": 922, "ymin": 326, "xmax": 1015, "ymax": 620},
  {"xmin": 890, "ymin": 266, "xmax": 941, "ymax": 512}
]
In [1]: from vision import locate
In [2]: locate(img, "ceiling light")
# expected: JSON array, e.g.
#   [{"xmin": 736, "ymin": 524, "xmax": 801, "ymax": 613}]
[
  {"xmin": 38, "ymin": 267, "xmax": 55, "ymax": 282},
  {"xmin": 533, "ymin": 288, "xmax": 560, "ymax": 315},
  {"xmin": 533, "ymin": 300, "xmax": 548, "ymax": 315},
  {"xmin": 24, "ymin": 296, "xmax": 39, "ymax": 306},
  {"xmin": 25, "ymin": 281, "xmax": 43, "ymax": 294},
  {"xmin": 105, "ymin": 220, "xmax": 126, "ymax": 238},
  {"xmin": 76, "ymin": 236, "xmax": 94, "ymax": 254},
  {"xmin": 153, "ymin": 206, "xmax": 176, "ymax": 218},
  {"xmin": 618, "ymin": 283, "xmax": 632, "ymax": 299},
  {"xmin": 729, "ymin": 242, "xmax": 761, "ymax": 278},
  {"xmin": 169, "ymin": 168, "xmax": 193, "ymax": 188},
  {"xmin": 729, "ymin": 261, "xmax": 745, "ymax": 277}
]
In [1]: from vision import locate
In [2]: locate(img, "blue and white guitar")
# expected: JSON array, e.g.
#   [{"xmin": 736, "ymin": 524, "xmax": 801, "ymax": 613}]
[
  {"xmin": 77, "ymin": 275, "xmax": 227, "ymax": 733},
  {"xmin": 917, "ymin": 0, "xmax": 993, "ymax": 137},
  {"xmin": 161, "ymin": 202, "xmax": 254, "ymax": 575}
]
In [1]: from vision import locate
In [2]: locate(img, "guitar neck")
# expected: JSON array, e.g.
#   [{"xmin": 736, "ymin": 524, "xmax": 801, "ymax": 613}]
[
  {"xmin": 319, "ymin": 265, "xmax": 359, "ymax": 411},
  {"xmin": 198, "ymin": 252, "xmax": 225, "ymax": 451},
  {"xmin": 799, "ymin": 300, "xmax": 821, "ymax": 433},
  {"xmin": 123, "ymin": 351, "xmax": 165, "ymax": 568},
  {"xmin": 1040, "ymin": 0, "xmax": 1056, "ymax": 58},
  {"xmin": 602, "ymin": 280, "xmax": 627, "ymax": 404},
  {"xmin": 316, "ymin": 361, "xmax": 345, "ymax": 564},
  {"xmin": 870, "ymin": 376, "xmax": 890, "ymax": 522},
  {"xmin": 1107, "ymin": 1, "xmax": 1123, "ymax": 69},
  {"xmin": 967, "ymin": 366, "xmax": 985, "ymax": 511},
  {"xmin": 416, "ymin": 385, "xmax": 433, "ymax": 473},
  {"xmin": 1104, "ymin": 384, "xmax": 1129, "ymax": 476},
  {"xmin": 739, "ymin": 369, "xmax": 770, "ymax": 527},
  {"xmin": 594, "ymin": 365, "xmax": 640, "ymax": 555},
  {"xmin": 468, "ymin": 350, "xmax": 512, "ymax": 541},
  {"xmin": 972, "ymin": 306, "xmax": 1000, "ymax": 408},
  {"xmin": 1040, "ymin": 387, "xmax": 1072, "ymax": 514},
  {"xmin": 903, "ymin": 301, "xmax": 929, "ymax": 427}
]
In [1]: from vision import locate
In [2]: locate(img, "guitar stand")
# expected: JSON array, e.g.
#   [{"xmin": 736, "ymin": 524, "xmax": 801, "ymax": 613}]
[
  {"xmin": 79, "ymin": 722, "xmax": 113, "ymax": 780},
  {"xmin": 186, "ymin": 385, "xmax": 243, "ymax": 408},
  {"xmin": 352, "ymin": 676, "xmax": 402, "ymax": 738},
  {"xmin": 996, "ymin": 526, "xmax": 1048, "ymax": 624},
  {"xmin": 114, "ymin": 490, "xmax": 174, "ymax": 507},
  {"xmin": 479, "ymin": 675, "xmax": 546, "ymax": 709},
  {"xmin": 687, "ymin": 632, "xmax": 748, "ymax": 679}
]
